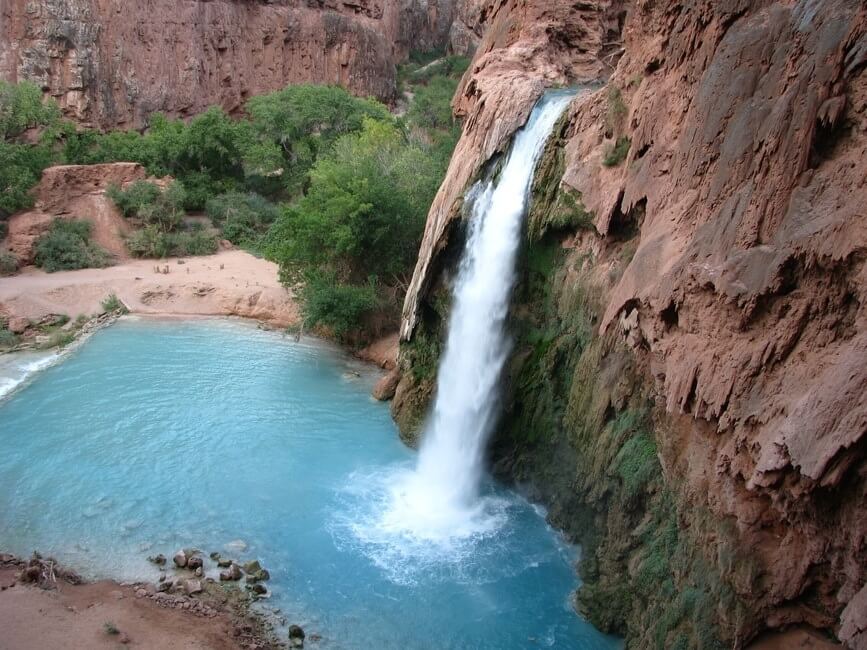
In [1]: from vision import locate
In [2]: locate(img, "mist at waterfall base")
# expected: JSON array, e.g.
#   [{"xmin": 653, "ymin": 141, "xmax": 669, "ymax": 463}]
[{"xmin": 368, "ymin": 91, "xmax": 577, "ymax": 555}]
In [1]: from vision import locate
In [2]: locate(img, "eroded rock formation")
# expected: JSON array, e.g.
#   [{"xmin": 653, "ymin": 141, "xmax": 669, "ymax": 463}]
[
  {"xmin": 0, "ymin": 0, "xmax": 482, "ymax": 128},
  {"xmin": 396, "ymin": 0, "xmax": 867, "ymax": 647}
]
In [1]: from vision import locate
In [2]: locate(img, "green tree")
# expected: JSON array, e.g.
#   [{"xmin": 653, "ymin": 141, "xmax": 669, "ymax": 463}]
[
  {"xmin": 266, "ymin": 118, "xmax": 437, "ymax": 286},
  {"xmin": 244, "ymin": 85, "xmax": 391, "ymax": 194},
  {"xmin": 0, "ymin": 81, "xmax": 61, "ymax": 217}
]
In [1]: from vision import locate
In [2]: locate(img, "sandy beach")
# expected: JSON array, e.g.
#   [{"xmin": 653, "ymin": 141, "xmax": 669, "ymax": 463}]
[{"xmin": 0, "ymin": 250, "xmax": 299, "ymax": 328}]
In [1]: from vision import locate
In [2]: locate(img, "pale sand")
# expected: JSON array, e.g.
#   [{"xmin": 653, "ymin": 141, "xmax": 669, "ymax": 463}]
[{"xmin": 0, "ymin": 250, "xmax": 299, "ymax": 327}]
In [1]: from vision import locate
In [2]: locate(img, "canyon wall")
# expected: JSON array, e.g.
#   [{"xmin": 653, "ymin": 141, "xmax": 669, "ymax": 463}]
[
  {"xmin": 395, "ymin": 0, "xmax": 867, "ymax": 648},
  {"xmin": 0, "ymin": 0, "xmax": 481, "ymax": 128}
]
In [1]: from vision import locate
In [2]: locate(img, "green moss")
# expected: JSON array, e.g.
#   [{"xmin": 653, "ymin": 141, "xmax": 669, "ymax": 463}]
[
  {"xmin": 405, "ymin": 326, "xmax": 441, "ymax": 383},
  {"xmin": 614, "ymin": 431, "xmax": 658, "ymax": 499},
  {"xmin": 605, "ymin": 86, "xmax": 627, "ymax": 134},
  {"xmin": 603, "ymin": 137, "xmax": 631, "ymax": 167},
  {"xmin": 527, "ymin": 114, "xmax": 595, "ymax": 241}
]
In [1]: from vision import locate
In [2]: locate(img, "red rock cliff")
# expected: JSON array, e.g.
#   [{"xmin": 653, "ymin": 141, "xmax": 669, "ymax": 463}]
[
  {"xmin": 397, "ymin": 0, "xmax": 867, "ymax": 647},
  {"xmin": 0, "ymin": 0, "xmax": 481, "ymax": 128}
]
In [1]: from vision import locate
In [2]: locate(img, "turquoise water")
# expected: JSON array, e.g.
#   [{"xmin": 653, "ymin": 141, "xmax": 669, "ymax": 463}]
[{"xmin": 0, "ymin": 318, "xmax": 618, "ymax": 649}]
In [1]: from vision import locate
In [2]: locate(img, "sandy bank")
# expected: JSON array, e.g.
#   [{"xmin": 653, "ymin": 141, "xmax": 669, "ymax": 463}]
[
  {"xmin": 0, "ymin": 555, "xmax": 279, "ymax": 650},
  {"xmin": 0, "ymin": 250, "xmax": 299, "ymax": 328}
]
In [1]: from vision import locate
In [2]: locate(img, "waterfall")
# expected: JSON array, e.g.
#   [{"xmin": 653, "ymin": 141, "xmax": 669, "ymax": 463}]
[{"xmin": 378, "ymin": 91, "xmax": 576, "ymax": 544}]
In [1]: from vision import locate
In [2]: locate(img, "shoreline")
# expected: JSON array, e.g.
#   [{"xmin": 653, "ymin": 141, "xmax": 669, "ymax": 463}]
[{"xmin": 0, "ymin": 552, "xmax": 286, "ymax": 649}]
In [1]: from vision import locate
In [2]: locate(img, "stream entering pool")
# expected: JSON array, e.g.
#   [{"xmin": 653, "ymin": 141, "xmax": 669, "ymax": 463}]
[{"xmin": 0, "ymin": 318, "xmax": 618, "ymax": 649}]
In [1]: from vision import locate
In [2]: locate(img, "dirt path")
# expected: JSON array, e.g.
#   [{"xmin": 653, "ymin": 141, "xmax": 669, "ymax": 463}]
[{"xmin": 0, "ymin": 250, "xmax": 299, "ymax": 327}]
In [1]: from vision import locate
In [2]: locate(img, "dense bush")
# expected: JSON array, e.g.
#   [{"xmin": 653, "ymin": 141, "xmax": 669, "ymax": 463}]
[
  {"xmin": 106, "ymin": 180, "xmax": 161, "ymax": 217},
  {"xmin": 0, "ymin": 249, "xmax": 18, "ymax": 276},
  {"xmin": 125, "ymin": 224, "xmax": 217, "ymax": 258},
  {"xmin": 205, "ymin": 192, "xmax": 280, "ymax": 245},
  {"xmin": 265, "ymin": 119, "xmax": 439, "ymax": 285},
  {"xmin": 264, "ymin": 118, "xmax": 442, "ymax": 338},
  {"xmin": 107, "ymin": 180, "xmax": 217, "ymax": 257},
  {"xmin": 0, "ymin": 81, "xmax": 61, "ymax": 217},
  {"xmin": 33, "ymin": 219, "xmax": 111, "ymax": 272},
  {"xmin": 300, "ymin": 272, "xmax": 379, "ymax": 340}
]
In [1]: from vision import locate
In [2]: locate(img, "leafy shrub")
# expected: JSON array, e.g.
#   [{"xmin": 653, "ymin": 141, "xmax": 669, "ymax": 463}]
[
  {"xmin": 603, "ymin": 137, "xmax": 631, "ymax": 167},
  {"xmin": 300, "ymin": 272, "xmax": 378, "ymax": 340},
  {"xmin": 126, "ymin": 224, "xmax": 217, "ymax": 258},
  {"xmin": 34, "ymin": 219, "xmax": 111, "ymax": 272},
  {"xmin": 101, "ymin": 293, "xmax": 128, "ymax": 314},
  {"xmin": 170, "ymin": 229, "xmax": 219, "ymax": 256},
  {"xmin": 244, "ymin": 84, "xmax": 392, "ymax": 196},
  {"xmin": 106, "ymin": 181, "xmax": 161, "ymax": 217},
  {"xmin": 107, "ymin": 180, "xmax": 185, "ymax": 232},
  {"xmin": 205, "ymin": 192, "xmax": 280, "ymax": 245},
  {"xmin": 126, "ymin": 224, "xmax": 170, "ymax": 258},
  {"xmin": 0, "ymin": 249, "xmax": 18, "ymax": 275},
  {"xmin": 266, "ymin": 119, "xmax": 438, "ymax": 285},
  {"xmin": 0, "ymin": 326, "xmax": 18, "ymax": 349},
  {"xmin": 407, "ymin": 75, "xmax": 460, "ymax": 132}
]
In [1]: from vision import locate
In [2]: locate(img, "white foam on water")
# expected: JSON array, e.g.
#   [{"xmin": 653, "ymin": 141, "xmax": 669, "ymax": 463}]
[{"xmin": 0, "ymin": 351, "xmax": 62, "ymax": 401}]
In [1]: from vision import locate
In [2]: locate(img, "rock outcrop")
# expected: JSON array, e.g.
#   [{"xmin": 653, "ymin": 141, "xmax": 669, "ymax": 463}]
[
  {"xmin": 0, "ymin": 0, "xmax": 482, "ymax": 128},
  {"xmin": 3, "ymin": 163, "xmax": 144, "ymax": 265},
  {"xmin": 396, "ymin": 0, "xmax": 867, "ymax": 647}
]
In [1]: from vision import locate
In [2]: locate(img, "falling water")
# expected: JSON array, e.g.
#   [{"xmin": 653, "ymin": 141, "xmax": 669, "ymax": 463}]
[{"xmin": 377, "ymin": 90, "xmax": 577, "ymax": 544}]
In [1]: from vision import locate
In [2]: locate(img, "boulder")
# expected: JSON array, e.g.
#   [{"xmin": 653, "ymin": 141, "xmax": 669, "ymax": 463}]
[
  {"xmin": 219, "ymin": 563, "xmax": 242, "ymax": 581},
  {"xmin": 217, "ymin": 557, "xmax": 233, "ymax": 568},
  {"xmin": 249, "ymin": 583, "xmax": 267, "ymax": 595},
  {"xmin": 187, "ymin": 555, "xmax": 203, "ymax": 571},
  {"xmin": 147, "ymin": 554, "xmax": 167, "ymax": 566},
  {"xmin": 372, "ymin": 369, "xmax": 400, "ymax": 401},
  {"xmin": 183, "ymin": 579, "xmax": 203, "ymax": 595},
  {"xmin": 245, "ymin": 568, "xmax": 270, "ymax": 583},
  {"xmin": 242, "ymin": 560, "xmax": 262, "ymax": 575},
  {"xmin": 288, "ymin": 625, "xmax": 305, "ymax": 648},
  {"xmin": 172, "ymin": 550, "xmax": 188, "ymax": 568}
]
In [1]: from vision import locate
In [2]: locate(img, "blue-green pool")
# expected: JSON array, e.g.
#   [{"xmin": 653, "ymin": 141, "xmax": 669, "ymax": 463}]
[{"xmin": 0, "ymin": 318, "xmax": 618, "ymax": 649}]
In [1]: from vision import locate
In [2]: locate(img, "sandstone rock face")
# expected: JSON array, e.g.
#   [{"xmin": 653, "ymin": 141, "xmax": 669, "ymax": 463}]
[
  {"xmin": 3, "ymin": 163, "xmax": 145, "ymax": 265},
  {"xmin": 399, "ymin": 0, "xmax": 867, "ymax": 646},
  {"xmin": 0, "ymin": 0, "xmax": 477, "ymax": 128}
]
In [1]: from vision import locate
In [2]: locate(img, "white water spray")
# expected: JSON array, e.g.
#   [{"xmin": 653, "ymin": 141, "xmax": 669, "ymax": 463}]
[{"xmin": 374, "ymin": 91, "xmax": 576, "ymax": 545}]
